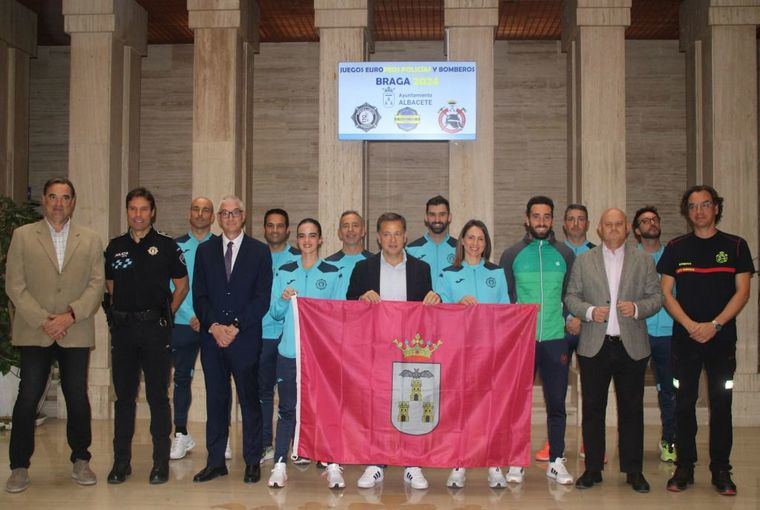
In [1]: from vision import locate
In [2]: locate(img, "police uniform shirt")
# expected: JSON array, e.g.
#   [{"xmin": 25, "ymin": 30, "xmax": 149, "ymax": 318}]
[{"xmin": 105, "ymin": 227, "xmax": 188, "ymax": 312}]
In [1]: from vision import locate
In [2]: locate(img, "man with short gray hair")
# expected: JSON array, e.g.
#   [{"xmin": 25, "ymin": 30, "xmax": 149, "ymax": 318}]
[{"xmin": 192, "ymin": 195, "xmax": 272, "ymax": 484}]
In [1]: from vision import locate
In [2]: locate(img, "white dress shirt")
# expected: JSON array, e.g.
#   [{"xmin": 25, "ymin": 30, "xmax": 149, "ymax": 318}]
[
  {"xmin": 379, "ymin": 251, "xmax": 407, "ymax": 301},
  {"xmin": 221, "ymin": 231, "xmax": 245, "ymax": 272},
  {"xmin": 585, "ymin": 244, "xmax": 637, "ymax": 335},
  {"xmin": 46, "ymin": 218, "xmax": 70, "ymax": 272}
]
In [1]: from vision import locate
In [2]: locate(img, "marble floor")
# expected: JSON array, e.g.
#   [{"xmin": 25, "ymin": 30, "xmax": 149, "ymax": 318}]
[{"xmin": 0, "ymin": 420, "xmax": 758, "ymax": 509}]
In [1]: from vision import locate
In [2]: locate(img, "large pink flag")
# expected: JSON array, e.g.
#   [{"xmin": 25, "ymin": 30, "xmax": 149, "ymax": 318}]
[{"xmin": 292, "ymin": 298, "xmax": 537, "ymax": 468}]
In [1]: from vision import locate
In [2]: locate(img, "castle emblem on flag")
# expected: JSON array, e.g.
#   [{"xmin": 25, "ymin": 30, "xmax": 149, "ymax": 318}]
[{"xmin": 391, "ymin": 334, "xmax": 442, "ymax": 435}]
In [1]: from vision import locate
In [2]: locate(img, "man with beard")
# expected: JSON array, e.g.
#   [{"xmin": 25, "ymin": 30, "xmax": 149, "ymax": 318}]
[
  {"xmin": 535, "ymin": 204, "xmax": 598, "ymax": 463},
  {"xmin": 633, "ymin": 206, "xmax": 676, "ymax": 463},
  {"xmin": 499, "ymin": 196, "xmax": 575, "ymax": 486},
  {"xmin": 406, "ymin": 195, "xmax": 456, "ymax": 281},
  {"xmin": 260, "ymin": 208, "xmax": 300, "ymax": 462},
  {"xmin": 326, "ymin": 210, "xmax": 373, "ymax": 289}
]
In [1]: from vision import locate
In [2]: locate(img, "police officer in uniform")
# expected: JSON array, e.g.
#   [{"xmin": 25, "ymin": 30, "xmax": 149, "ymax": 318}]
[{"xmin": 104, "ymin": 187, "xmax": 189, "ymax": 485}]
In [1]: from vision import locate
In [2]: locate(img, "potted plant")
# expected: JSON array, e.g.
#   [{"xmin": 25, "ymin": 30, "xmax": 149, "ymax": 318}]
[{"xmin": 0, "ymin": 196, "xmax": 42, "ymax": 425}]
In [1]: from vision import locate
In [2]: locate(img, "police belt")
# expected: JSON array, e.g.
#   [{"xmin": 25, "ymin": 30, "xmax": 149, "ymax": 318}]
[{"xmin": 111, "ymin": 308, "xmax": 166, "ymax": 325}]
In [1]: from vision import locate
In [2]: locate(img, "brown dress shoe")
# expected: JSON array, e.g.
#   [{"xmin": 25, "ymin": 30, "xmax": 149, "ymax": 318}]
[
  {"xmin": 5, "ymin": 468, "xmax": 30, "ymax": 493},
  {"xmin": 72, "ymin": 460, "xmax": 97, "ymax": 486}
]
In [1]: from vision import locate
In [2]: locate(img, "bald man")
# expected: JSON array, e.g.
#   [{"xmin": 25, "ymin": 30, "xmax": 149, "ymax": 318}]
[
  {"xmin": 565, "ymin": 209, "xmax": 662, "ymax": 493},
  {"xmin": 170, "ymin": 197, "xmax": 214, "ymax": 460}
]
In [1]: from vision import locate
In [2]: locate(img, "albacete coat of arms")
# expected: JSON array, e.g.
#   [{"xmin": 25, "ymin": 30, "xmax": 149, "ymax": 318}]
[{"xmin": 391, "ymin": 334, "xmax": 442, "ymax": 435}]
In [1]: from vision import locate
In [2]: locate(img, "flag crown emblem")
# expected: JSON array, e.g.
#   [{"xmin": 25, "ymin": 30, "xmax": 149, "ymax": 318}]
[{"xmin": 393, "ymin": 333, "xmax": 442, "ymax": 362}]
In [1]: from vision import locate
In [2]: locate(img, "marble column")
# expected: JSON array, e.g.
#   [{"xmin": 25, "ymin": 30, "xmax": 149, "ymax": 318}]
[
  {"xmin": 444, "ymin": 0, "xmax": 497, "ymax": 239},
  {"xmin": 680, "ymin": 0, "xmax": 760, "ymax": 424},
  {"xmin": 63, "ymin": 0, "xmax": 147, "ymax": 419},
  {"xmin": 187, "ymin": 1, "xmax": 258, "ymax": 422},
  {"xmin": 562, "ymin": 0, "xmax": 631, "ymax": 242},
  {"xmin": 315, "ymin": 0, "xmax": 370, "ymax": 255},
  {"xmin": 0, "ymin": 0, "xmax": 36, "ymax": 203},
  {"xmin": 188, "ymin": 0, "xmax": 258, "ymax": 233}
]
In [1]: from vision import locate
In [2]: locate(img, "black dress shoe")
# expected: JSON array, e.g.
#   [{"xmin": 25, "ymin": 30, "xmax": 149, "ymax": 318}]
[
  {"xmin": 626, "ymin": 472, "xmax": 650, "ymax": 493},
  {"xmin": 666, "ymin": 465, "xmax": 694, "ymax": 492},
  {"xmin": 244, "ymin": 464, "xmax": 261, "ymax": 483},
  {"xmin": 711, "ymin": 470, "xmax": 737, "ymax": 496},
  {"xmin": 149, "ymin": 463, "xmax": 169, "ymax": 485},
  {"xmin": 107, "ymin": 462, "xmax": 132, "ymax": 484},
  {"xmin": 575, "ymin": 470, "xmax": 602, "ymax": 489},
  {"xmin": 193, "ymin": 465, "xmax": 229, "ymax": 483}
]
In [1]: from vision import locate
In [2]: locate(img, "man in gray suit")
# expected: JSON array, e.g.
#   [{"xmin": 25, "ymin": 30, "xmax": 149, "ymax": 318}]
[{"xmin": 565, "ymin": 208, "xmax": 662, "ymax": 493}]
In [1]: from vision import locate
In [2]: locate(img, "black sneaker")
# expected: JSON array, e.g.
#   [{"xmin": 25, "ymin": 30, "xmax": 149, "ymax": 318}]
[
  {"xmin": 666, "ymin": 465, "xmax": 694, "ymax": 492},
  {"xmin": 711, "ymin": 470, "xmax": 737, "ymax": 496}
]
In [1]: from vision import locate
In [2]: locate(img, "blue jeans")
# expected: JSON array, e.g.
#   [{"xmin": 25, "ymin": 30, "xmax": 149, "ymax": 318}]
[
  {"xmin": 649, "ymin": 335, "xmax": 675, "ymax": 443},
  {"xmin": 171, "ymin": 324, "xmax": 201, "ymax": 428},
  {"xmin": 535, "ymin": 338, "xmax": 570, "ymax": 462},
  {"xmin": 10, "ymin": 344, "xmax": 91, "ymax": 469},
  {"xmin": 258, "ymin": 337, "xmax": 281, "ymax": 448},
  {"xmin": 273, "ymin": 355, "xmax": 297, "ymax": 463}
]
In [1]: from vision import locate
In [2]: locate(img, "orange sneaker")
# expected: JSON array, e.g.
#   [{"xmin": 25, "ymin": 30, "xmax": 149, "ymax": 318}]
[
  {"xmin": 579, "ymin": 444, "xmax": 607, "ymax": 464},
  {"xmin": 535, "ymin": 441, "xmax": 550, "ymax": 462}
]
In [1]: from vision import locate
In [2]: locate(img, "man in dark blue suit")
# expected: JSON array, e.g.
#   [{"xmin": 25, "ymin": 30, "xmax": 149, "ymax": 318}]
[{"xmin": 192, "ymin": 195, "xmax": 273, "ymax": 484}]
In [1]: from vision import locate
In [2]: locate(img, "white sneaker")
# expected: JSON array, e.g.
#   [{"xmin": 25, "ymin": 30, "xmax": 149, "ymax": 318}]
[
  {"xmin": 268, "ymin": 461, "xmax": 287, "ymax": 488},
  {"xmin": 446, "ymin": 468, "xmax": 466, "ymax": 488},
  {"xmin": 546, "ymin": 457, "xmax": 573, "ymax": 485},
  {"xmin": 260, "ymin": 446, "xmax": 274, "ymax": 464},
  {"xmin": 225, "ymin": 438, "xmax": 232, "ymax": 460},
  {"xmin": 488, "ymin": 466, "xmax": 507, "ymax": 488},
  {"xmin": 404, "ymin": 467, "xmax": 429, "ymax": 490},
  {"xmin": 505, "ymin": 466, "xmax": 525, "ymax": 484},
  {"xmin": 357, "ymin": 466, "xmax": 384, "ymax": 488},
  {"xmin": 169, "ymin": 432, "xmax": 195, "ymax": 460},
  {"xmin": 325, "ymin": 463, "xmax": 345, "ymax": 489}
]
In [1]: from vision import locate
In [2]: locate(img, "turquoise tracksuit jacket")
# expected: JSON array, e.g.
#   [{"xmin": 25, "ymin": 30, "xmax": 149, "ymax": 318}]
[{"xmin": 269, "ymin": 258, "xmax": 345, "ymax": 358}]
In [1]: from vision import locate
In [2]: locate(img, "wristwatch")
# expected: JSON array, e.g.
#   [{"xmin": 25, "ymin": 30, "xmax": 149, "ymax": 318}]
[{"xmin": 711, "ymin": 320, "xmax": 723, "ymax": 332}]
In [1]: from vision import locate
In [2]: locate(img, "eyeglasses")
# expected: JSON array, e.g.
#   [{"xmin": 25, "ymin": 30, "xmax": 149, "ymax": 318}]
[
  {"xmin": 638, "ymin": 216, "xmax": 660, "ymax": 226},
  {"xmin": 218, "ymin": 209, "xmax": 243, "ymax": 219},
  {"xmin": 687, "ymin": 200, "xmax": 713, "ymax": 211}
]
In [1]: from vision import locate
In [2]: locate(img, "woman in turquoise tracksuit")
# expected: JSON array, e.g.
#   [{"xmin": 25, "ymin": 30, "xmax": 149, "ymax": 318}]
[
  {"xmin": 266, "ymin": 218, "xmax": 346, "ymax": 489},
  {"xmin": 435, "ymin": 219, "xmax": 512, "ymax": 489}
]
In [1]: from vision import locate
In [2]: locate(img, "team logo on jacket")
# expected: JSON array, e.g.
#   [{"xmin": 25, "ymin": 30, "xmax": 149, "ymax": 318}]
[
  {"xmin": 447, "ymin": 253, "xmax": 455, "ymax": 264},
  {"xmin": 148, "ymin": 246, "xmax": 158, "ymax": 256},
  {"xmin": 716, "ymin": 251, "xmax": 728, "ymax": 264},
  {"xmin": 315, "ymin": 278, "xmax": 327, "ymax": 290},
  {"xmin": 486, "ymin": 277, "xmax": 496, "ymax": 288},
  {"xmin": 352, "ymin": 103, "xmax": 381, "ymax": 132},
  {"xmin": 391, "ymin": 334, "xmax": 442, "ymax": 435}
]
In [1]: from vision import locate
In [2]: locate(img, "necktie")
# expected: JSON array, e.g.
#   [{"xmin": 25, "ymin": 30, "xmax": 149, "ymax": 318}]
[{"xmin": 225, "ymin": 241, "xmax": 233, "ymax": 281}]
